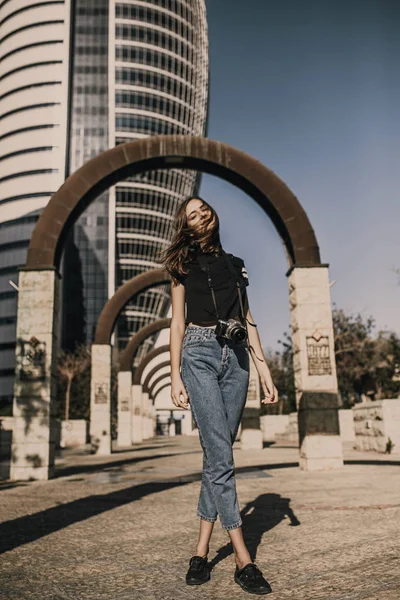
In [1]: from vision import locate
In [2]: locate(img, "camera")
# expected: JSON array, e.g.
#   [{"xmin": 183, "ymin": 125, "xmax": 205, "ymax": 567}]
[{"xmin": 215, "ymin": 318, "xmax": 248, "ymax": 344}]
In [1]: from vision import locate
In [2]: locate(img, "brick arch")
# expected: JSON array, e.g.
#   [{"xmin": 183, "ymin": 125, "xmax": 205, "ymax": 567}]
[
  {"xmin": 120, "ymin": 318, "xmax": 171, "ymax": 371},
  {"xmin": 25, "ymin": 135, "xmax": 321, "ymax": 271},
  {"xmin": 94, "ymin": 272, "xmax": 170, "ymax": 345},
  {"xmin": 133, "ymin": 344, "xmax": 170, "ymax": 385}
]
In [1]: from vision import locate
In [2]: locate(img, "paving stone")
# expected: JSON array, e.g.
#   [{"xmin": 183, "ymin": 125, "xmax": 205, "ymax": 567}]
[{"xmin": 0, "ymin": 436, "xmax": 399, "ymax": 599}]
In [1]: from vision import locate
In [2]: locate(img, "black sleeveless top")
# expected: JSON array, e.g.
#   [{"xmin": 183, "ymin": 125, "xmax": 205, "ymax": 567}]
[{"xmin": 176, "ymin": 250, "xmax": 249, "ymax": 326}]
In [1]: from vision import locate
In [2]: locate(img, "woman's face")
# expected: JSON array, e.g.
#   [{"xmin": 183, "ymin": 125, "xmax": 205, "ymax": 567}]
[{"xmin": 185, "ymin": 198, "xmax": 213, "ymax": 230}]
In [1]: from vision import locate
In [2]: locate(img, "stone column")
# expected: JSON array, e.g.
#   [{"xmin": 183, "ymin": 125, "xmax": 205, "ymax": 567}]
[
  {"xmin": 168, "ymin": 410, "xmax": 176, "ymax": 437},
  {"xmin": 10, "ymin": 269, "xmax": 60, "ymax": 481},
  {"xmin": 181, "ymin": 410, "xmax": 194, "ymax": 435},
  {"xmin": 90, "ymin": 345, "xmax": 112, "ymax": 455},
  {"xmin": 131, "ymin": 384, "xmax": 143, "ymax": 443},
  {"xmin": 241, "ymin": 354, "xmax": 263, "ymax": 450},
  {"xmin": 147, "ymin": 396, "xmax": 154, "ymax": 438},
  {"xmin": 288, "ymin": 266, "xmax": 343, "ymax": 470},
  {"xmin": 141, "ymin": 391, "xmax": 150, "ymax": 439},
  {"xmin": 117, "ymin": 371, "xmax": 132, "ymax": 447},
  {"xmin": 151, "ymin": 404, "xmax": 157, "ymax": 437}
]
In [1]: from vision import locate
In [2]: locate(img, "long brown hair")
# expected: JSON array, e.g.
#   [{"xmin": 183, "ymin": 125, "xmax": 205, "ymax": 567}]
[{"xmin": 157, "ymin": 196, "xmax": 222, "ymax": 285}]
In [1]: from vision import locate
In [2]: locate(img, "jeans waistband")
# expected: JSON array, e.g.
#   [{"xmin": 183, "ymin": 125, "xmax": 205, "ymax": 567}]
[{"xmin": 185, "ymin": 325, "xmax": 217, "ymax": 338}]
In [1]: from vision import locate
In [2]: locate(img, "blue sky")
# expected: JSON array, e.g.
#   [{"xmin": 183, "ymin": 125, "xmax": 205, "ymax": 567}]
[{"xmin": 199, "ymin": 0, "xmax": 400, "ymax": 350}]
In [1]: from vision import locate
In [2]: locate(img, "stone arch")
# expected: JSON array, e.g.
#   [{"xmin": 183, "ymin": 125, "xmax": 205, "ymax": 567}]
[
  {"xmin": 120, "ymin": 318, "xmax": 171, "ymax": 371},
  {"xmin": 148, "ymin": 372, "xmax": 171, "ymax": 399},
  {"xmin": 133, "ymin": 344, "xmax": 170, "ymax": 386},
  {"xmin": 153, "ymin": 381, "xmax": 172, "ymax": 401},
  {"xmin": 13, "ymin": 135, "xmax": 344, "ymax": 481},
  {"xmin": 95, "ymin": 276, "xmax": 170, "ymax": 346},
  {"xmin": 25, "ymin": 135, "xmax": 321, "ymax": 270},
  {"xmin": 143, "ymin": 360, "xmax": 171, "ymax": 395}
]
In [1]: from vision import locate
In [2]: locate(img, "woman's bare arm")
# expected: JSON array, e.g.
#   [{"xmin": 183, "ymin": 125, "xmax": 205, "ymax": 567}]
[
  {"xmin": 169, "ymin": 280, "xmax": 189, "ymax": 408},
  {"xmin": 245, "ymin": 306, "xmax": 279, "ymax": 405}
]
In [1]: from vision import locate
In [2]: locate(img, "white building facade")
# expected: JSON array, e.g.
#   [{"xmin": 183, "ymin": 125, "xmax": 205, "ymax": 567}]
[
  {"xmin": 0, "ymin": 0, "xmax": 72, "ymax": 411},
  {"xmin": 0, "ymin": 0, "xmax": 209, "ymax": 411}
]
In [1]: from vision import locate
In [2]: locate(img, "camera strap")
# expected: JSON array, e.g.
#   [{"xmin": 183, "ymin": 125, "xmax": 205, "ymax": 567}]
[
  {"xmin": 196, "ymin": 253, "xmax": 222, "ymax": 321},
  {"xmin": 196, "ymin": 251, "xmax": 264, "ymax": 362},
  {"xmin": 196, "ymin": 251, "xmax": 247, "ymax": 324}
]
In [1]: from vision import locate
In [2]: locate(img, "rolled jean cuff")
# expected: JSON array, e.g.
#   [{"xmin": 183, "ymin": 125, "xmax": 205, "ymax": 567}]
[
  {"xmin": 221, "ymin": 518, "xmax": 242, "ymax": 531},
  {"xmin": 197, "ymin": 511, "xmax": 217, "ymax": 523}
]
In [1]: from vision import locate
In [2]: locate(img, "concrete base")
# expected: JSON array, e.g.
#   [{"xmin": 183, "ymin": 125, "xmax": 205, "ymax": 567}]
[
  {"xmin": 241, "ymin": 405, "xmax": 263, "ymax": 450},
  {"xmin": 261, "ymin": 415, "xmax": 290, "ymax": 442},
  {"xmin": 299, "ymin": 435, "xmax": 343, "ymax": 471},
  {"xmin": 60, "ymin": 420, "xmax": 88, "ymax": 448},
  {"xmin": 241, "ymin": 427, "xmax": 263, "ymax": 450}
]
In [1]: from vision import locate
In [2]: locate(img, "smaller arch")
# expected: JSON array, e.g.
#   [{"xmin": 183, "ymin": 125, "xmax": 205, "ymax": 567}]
[
  {"xmin": 120, "ymin": 318, "xmax": 171, "ymax": 372},
  {"xmin": 143, "ymin": 359, "xmax": 171, "ymax": 394},
  {"xmin": 153, "ymin": 381, "xmax": 172, "ymax": 402},
  {"xmin": 148, "ymin": 371, "xmax": 171, "ymax": 398},
  {"xmin": 94, "ymin": 270, "xmax": 171, "ymax": 345},
  {"xmin": 133, "ymin": 344, "xmax": 170, "ymax": 385}
]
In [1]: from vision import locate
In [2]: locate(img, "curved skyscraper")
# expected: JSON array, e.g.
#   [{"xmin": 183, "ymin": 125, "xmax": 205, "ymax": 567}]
[
  {"xmin": 0, "ymin": 1, "xmax": 71, "ymax": 413},
  {"xmin": 0, "ymin": 0, "xmax": 209, "ymax": 411},
  {"xmin": 111, "ymin": 0, "xmax": 209, "ymax": 362}
]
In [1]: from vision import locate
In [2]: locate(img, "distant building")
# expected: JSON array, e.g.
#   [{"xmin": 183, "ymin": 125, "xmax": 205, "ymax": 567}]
[{"xmin": 0, "ymin": 0, "xmax": 209, "ymax": 412}]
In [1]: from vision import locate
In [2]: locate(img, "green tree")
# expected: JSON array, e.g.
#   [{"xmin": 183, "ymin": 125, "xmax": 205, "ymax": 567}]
[
  {"xmin": 269, "ymin": 306, "xmax": 400, "ymax": 411},
  {"xmin": 262, "ymin": 330, "xmax": 296, "ymax": 415},
  {"xmin": 57, "ymin": 344, "xmax": 91, "ymax": 420},
  {"xmin": 333, "ymin": 306, "xmax": 400, "ymax": 405}
]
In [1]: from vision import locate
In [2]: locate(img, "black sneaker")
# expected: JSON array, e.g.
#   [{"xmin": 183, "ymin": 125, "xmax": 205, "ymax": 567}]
[
  {"xmin": 185, "ymin": 555, "xmax": 210, "ymax": 585},
  {"xmin": 234, "ymin": 563, "xmax": 272, "ymax": 595}
]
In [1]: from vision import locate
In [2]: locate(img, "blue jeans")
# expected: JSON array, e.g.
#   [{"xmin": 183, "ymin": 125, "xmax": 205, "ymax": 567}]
[{"xmin": 180, "ymin": 325, "xmax": 250, "ymax": 530}]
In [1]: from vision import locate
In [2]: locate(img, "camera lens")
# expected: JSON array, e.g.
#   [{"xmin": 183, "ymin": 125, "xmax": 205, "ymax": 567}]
[{"xmin": 232, "ymin": 326, "xmax": 247, "ymax": 344}]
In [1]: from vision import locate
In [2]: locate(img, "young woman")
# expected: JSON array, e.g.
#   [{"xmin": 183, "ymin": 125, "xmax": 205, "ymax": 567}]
[{"xmin": 159, "ymin": 196, "xmax": 279, "ymax": 595}]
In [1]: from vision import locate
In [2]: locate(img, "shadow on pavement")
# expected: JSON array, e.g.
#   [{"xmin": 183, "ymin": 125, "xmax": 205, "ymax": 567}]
[
  {"xmin": 0, "ymin": 478, "xmax": 192, "ymax": 555},
  {"xmin": 208, "ymin": 493, "xmax": 300, "ymax": 570},
  {"xmin": 0, "ymin": 462, "xmax": 299, "ymax": 555},
  {"xmin": 55, "ymin": 450, "xmax": 202, "ymax": 478}
]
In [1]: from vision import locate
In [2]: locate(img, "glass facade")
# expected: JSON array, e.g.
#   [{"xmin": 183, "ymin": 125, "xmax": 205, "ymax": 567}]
[
  {"xmin": 63, "ymin": 0, "xmax": 110, "ymax": 347},
  {"xmin": 63, "ymin": 0, "xmax": 209, "ymax": 368},
  {"xmin": 112, "ymin": 0, "xmax": 209, "ymax": 366},
  {"xmin": 0, "ymin": 216, "xmax": 39, "ymax": 412}
]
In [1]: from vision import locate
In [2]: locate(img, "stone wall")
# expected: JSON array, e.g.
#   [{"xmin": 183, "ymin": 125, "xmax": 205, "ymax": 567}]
[
  {"xmin": 353, "ymin": 399, "xmax": 400, "ymax": 454},
  {"xmin": 338, "ymin": 409, "xmax": 356, "ymax": 442}
]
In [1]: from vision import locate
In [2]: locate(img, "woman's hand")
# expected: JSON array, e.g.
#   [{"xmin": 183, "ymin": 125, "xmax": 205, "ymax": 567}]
[
  {"xmin": 258, "ymin": 369, "xmax": 279, "ymax": 405},
  {"xmin": 171, "ymin": 375, "xmax": 190, "ymax": 410}
]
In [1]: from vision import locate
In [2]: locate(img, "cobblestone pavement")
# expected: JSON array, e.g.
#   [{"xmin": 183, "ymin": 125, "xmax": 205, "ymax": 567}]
[{"xmin": 0, "ymin": 436, "xmax": 399, "ymax": 600}]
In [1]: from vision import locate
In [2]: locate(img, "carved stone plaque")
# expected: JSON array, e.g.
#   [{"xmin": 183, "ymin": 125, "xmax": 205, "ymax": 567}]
[
  {"xmin": 19, "ymin": 337, "xmax": 46, "ymax": 381},
  {"xmin": 119, "ymin": 397, "xmax": 130, "ymax": 411},
  {"xmin": 306, "ymin": 336, "xmax": 332, "ymax": 376},
  {"xmin": 94, "ymin": 382, "xmax": 108, "ymax": 404}
]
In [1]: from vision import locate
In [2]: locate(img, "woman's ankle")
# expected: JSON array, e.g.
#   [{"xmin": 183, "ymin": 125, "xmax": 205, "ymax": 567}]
[
  {"xmin": 195, "ymin": 544, "xmax": 209, "ymax": 559},
  {"xmin": 235, "ymin": 553, "xmax": 252, "ymax": 569}
]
